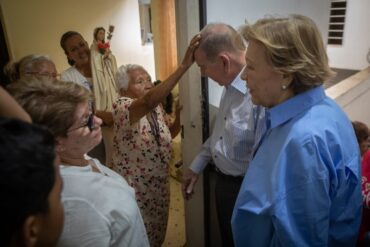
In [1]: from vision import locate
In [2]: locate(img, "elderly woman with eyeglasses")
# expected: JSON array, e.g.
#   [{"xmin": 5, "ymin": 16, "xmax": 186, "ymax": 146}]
[
  {"xmin": 112, "ymin": 35, "xmax": 200, "ymax": 247},
  {"xmin": 8, "ymin": 78, "xmax": 149, "ymax": 247},
  {"xmin": 4, "ymin": 54, "xmax": 58, "ymax": 84}
]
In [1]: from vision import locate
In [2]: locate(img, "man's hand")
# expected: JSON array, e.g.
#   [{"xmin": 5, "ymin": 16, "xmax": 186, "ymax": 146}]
[{"xmin": 182, "ymin": 168, "xmax": 199, "ymax": 200}]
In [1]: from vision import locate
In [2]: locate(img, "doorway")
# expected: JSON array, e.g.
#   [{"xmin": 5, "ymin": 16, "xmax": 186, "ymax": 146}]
[
  {"xmin": 0, "ymin": 5, "xmax": 11, "ymax": 87},
  {"xmin": 149, "ymin": 0, "xmax": 186, "ymax": 246}
]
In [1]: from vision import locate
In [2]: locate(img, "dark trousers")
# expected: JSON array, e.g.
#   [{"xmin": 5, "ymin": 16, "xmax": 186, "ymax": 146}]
[{"xmin": 215, "ymin": 169, "xmax": 244, "ymax": 247}]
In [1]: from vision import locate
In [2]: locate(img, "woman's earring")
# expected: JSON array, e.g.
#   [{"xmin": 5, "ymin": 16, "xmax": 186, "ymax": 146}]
[
  {"xmin": 55, "ymin": 143, "xmax": 65, "ymax": 153},
  {"xmin": 281, "ymin": 84, "xmax": 288, "ymax": 90}
]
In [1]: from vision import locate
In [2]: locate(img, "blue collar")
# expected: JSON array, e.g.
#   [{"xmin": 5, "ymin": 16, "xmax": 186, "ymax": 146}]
[{"xmin": 266, "ymin": 86, "xmax": 326, "ymax": 129}]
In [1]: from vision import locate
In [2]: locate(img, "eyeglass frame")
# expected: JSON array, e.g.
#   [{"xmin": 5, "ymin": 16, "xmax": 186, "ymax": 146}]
[
  {"xmin": 67, "ymin": 113, "xmax": 95, "ymax": 133},
  {"xmin": 25, "ymin": 71, "xmax": 61, "ymax": 79}
]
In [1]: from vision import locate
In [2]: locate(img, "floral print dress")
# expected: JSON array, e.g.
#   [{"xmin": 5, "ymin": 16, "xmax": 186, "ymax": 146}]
[
  {"xmin": 358, "ymin": 150, "xmax": 370, "ymax": 246},
  {"xmin": 112, "ymin": 97, "xmax": 172, "ymax": 247}
]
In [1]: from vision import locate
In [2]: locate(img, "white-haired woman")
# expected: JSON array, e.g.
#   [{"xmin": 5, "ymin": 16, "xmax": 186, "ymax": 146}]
[
  {"xmin": 4, "ymin": 54, "xmax": 58, "ymax": 83},
  {"xmin": 112, "ymin": 35, "xmax": 199, "ymax": 247}
]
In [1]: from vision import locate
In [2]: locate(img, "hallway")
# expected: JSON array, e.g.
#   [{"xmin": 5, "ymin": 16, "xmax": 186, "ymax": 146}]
[{"xmin": 162, "ymin": 176, "xmax": 186, "ymax": 247}]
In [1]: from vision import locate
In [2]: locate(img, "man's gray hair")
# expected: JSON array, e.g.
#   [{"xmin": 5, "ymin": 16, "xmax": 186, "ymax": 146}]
[{"xmin": 199, "ymin": 23, "xmax": 246, "ymax": 61}]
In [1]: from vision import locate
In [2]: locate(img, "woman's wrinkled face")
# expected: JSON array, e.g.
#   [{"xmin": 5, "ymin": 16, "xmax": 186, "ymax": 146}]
[
  {"xmin": 37, "ymin": 61, "xmax": 58, "ymax": 79},
  {"xmin": 241, "ymin": 40, "xmax": 287, "ymax": 108},
  {"xmin": 96, "ymin": 29, "xmax": 105, "ymax": 42},
  {"xmin": 39, "ymin": 61, "xmax": 58, "ymax": 78},
  {"xmin": 62, "ymin": 101, "xmax": 102, "ymax": 156},
  {"xmin": 64, "ymin": 34, "xmax": 90, "ymax": 67},
  {"xmin": 126, "ymin": 69, "xmax": 153, "ymax": 98},
  {"xmin": 24, "ymin": 61, "xmax": 58, "ymax": 80}
]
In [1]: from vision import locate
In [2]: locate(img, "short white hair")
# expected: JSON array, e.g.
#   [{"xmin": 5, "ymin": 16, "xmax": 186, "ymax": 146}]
[
  {"xmin": 115, "ymin": 64, "xmax": 146, "ymax": 91},
  {"xmin": 4, "ymin": 54, "xmax": 55, "ymax": 82}
]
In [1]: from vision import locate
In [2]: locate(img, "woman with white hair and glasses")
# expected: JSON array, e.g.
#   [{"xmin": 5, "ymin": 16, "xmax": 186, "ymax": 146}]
[
  {"xmin": 112, "ymin": 35, "xmax": 200, "ymax": 247},
  {"xmin": 4, "ymin": 54, "xmax": 58, "ymax": 83},
  {"xmin": 8, "ymin": 78, "xmax": 149, "ymax": 247},
  {"xmin": 231, "ymin": 15, "xmax": 362, "ymax": 246}
]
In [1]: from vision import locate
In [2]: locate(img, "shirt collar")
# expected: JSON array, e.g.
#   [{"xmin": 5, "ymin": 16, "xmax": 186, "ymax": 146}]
[
  {"xmin": 266, "ymin": 85, "xmax": 326, "ymax": 129},
  {"xmin": 227, "ymin": 67, "xmax": 247, "ymax": 95}
]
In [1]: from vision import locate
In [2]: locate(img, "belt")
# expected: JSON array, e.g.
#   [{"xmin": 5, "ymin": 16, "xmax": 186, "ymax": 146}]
[{"xmin": 214, "ymin": 167, "xmax": 244, "ymax": 182}]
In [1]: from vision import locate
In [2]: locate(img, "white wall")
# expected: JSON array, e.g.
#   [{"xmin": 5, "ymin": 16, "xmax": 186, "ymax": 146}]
[
  {"xmin": 327, "ymin": 0, "xmax": 370, "ymax": 70},
  {"xmin": 0, "ymin": 0, "xmax": 155, "ymax": 78},
  {"xmin": 326, "ymin": 67, "xmax": 370, "ymax": 125},
  {"xmin": 206, "ymin": 0, "xmax": 331, "ymax": 107}
]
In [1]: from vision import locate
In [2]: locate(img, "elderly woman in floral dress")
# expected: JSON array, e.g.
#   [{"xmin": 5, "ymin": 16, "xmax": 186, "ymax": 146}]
[{"xmin": 112, "ymin": 35, "xmax": 200, "ymax": 247}]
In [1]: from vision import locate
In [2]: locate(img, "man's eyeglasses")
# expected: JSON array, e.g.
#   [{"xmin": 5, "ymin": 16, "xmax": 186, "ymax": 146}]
[{"xmin": 68, "ymin": 113, "xmax": 95, "ymax": 133}]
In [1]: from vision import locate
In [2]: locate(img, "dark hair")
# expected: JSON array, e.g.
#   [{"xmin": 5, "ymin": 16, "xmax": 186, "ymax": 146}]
[
  {"xmin": 93, "ymin": 27, "xmax": 105, "ymax": 43},
  {"xmin": 352, "ymin": 121, "xmax": 370, "ymax": 144},
  {"xmin": 0, "ymin": 118, "xmax": 56, "ymax": 246},
  {"xmin": 60, "ymin": 31, "xmax": 82, "ymax": 66}
]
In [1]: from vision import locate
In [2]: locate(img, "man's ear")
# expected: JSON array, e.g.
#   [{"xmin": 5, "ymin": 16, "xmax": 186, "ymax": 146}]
[
  {"xmin": 23, "ymin": 215, "xmax": 41, "ymax": 247},
  {"xmin": 219, "ymin": 54, "xmax": 231, "ymax": 73}
]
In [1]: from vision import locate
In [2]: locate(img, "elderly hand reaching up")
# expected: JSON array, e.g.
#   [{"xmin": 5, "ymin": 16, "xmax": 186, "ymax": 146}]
[
  {"xmin": 181, "ymin": 34, "xmax": 201, "ymax": 68},
  {"xmin": 111, "ymin": 33, "xmax": 201, "ymax": 246},
  {"xmin": 115, "ymin": 34, "xmax": 201, "ymax": 125}
]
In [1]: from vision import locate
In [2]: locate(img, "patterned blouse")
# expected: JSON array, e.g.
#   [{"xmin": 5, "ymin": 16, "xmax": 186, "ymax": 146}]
[
  {"xmin": 111, "ymin": 97, "xmax": 172, "ymax": 247},
  {"xmin": 363, "ymin": 151, "xmax": 370, "ymax": 207},
  {"xmin": 358, "ymin": 150, "xmax": 370, "ymax": 246}
]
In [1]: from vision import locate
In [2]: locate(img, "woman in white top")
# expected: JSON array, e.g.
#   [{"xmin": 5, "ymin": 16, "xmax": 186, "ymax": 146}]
[
  {"xmin": 9, "ymin": 77, "xmax": 149, "ymax": 247},
  {"xmin": 60, "ymin": 31, "xmax": 114, "ymax": 167},
  {"xmin": 60, "ymin": 31, "xmax": 93, "ymax": 90}
]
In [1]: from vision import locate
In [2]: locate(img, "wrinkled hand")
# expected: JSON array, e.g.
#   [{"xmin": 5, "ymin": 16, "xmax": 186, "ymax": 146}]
[
  {"xmin": 181, "ymin": 34, "xmax": 201, "ymax": 68},
  {"xmin": 182, "ymin": 168, "xmax": 199, "ymax": 200}
]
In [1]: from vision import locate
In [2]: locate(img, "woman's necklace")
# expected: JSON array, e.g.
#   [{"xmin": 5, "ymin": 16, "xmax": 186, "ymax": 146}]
[
  {"xmin": 61, "ymin": 156, "xmax": 108, "ymax": 176},
  {"xmin": 88, "ymin": 159, "xmax": 108, "ymax": 176},
  {"xmin": 147, "ymin": 109, "xmax": 166, "ymax": 164}
]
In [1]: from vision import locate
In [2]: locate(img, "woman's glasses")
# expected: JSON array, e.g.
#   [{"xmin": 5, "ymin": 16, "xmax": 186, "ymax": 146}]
[
  {"xmin": 25, "ymin": 71, "xmax": 61, "ymax": 80},
  {"xmin": 68, "ymin": 113, "xmax": 95, "ymax": 133}
]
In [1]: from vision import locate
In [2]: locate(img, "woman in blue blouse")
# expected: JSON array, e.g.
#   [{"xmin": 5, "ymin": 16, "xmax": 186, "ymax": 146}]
[{"xmin": 232, "ymin": 15, "xmax": 362, "ymax": 247}]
